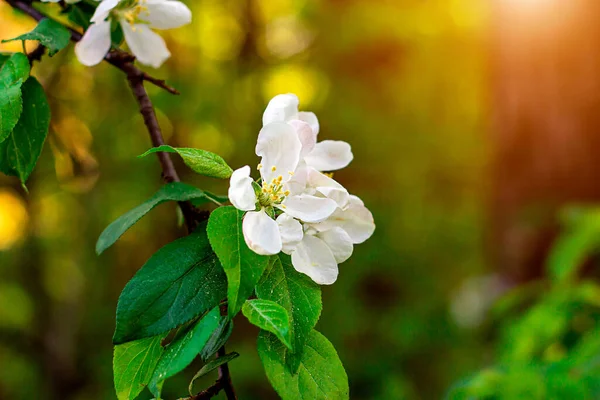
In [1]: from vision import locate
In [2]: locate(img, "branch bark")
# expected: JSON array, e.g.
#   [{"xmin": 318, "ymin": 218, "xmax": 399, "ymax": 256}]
[{"xmin": 4, "ymin": 1, "xmax": 236, "ymax": 396}]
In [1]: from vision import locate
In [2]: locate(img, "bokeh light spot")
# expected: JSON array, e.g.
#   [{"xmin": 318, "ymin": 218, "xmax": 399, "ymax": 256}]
[
  {"xmin": 262, "ymin": 64, "xmax": 328, "ymax": 107},
  {"xmin": 0, "ymin": 189, "xmax": 29, "ymax": 251}
]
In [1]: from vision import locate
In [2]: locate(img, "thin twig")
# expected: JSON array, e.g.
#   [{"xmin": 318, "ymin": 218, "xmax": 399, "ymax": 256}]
[
  {"xmin": 217, "ymin": 346, "xmax": 237, "ymax": 399},
  {"xmin": 27, "ymin": 43, "xmax": 45, "ymax": 64}
]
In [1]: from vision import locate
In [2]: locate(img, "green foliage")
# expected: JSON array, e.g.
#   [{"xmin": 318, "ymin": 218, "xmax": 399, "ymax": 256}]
[
  {"xmin": 113, "ymin": 335, "xmax": 164, "ymax": 400},
  {"xmin": 0, "ymin": 77, "xmax": 50, "ymax": 185},
  {"xmin": 149, "ymin": 307, "xmax": 221, "ymax": 395},
  {"xmin": 67, "ymin": 3, "xmax": 94, "ymax": 29},
  {"xmin": 189, "ymin": 352, "xmax": 239, "ymax": 394},
  {"xmin": 243, "ymin": 299, "xmax": 293, "ymax": 351},
  {"xmin": 200, "ymin": 317, "xmax": 233, "ymax": 361},
  {"xmin": 96, "ymin": 182, "xmax": 209, "ymax": 255},
  {"xmin": 258, "ymin": 329, "xmax": 349, "ymax": 400},
  {"xmin": 256, "ymin": 254, "xmax": 322, "ymax": 373},
  {"xmin": 140, "ymin": 145, "xmax": 233, "ymax": 179},
  {"xmin": 0, "ymin": 52, "xmax": 29, "ymax": 143},
  {"xmin": 2, "ymin": 19, "xmax": 70, "ymax": 56},
  {"xmin": 113, "ymin": 225, "xmax": 226, "ymax": 344},
  {"xmin": 207, "ymin": 206, "xmax": 270, "ymax": 317}
]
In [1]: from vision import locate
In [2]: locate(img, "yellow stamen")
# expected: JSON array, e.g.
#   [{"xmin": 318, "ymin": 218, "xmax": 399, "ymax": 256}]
[{"xmin": 271, "ymin": 166, "xmax": 277, "ymax": 172}]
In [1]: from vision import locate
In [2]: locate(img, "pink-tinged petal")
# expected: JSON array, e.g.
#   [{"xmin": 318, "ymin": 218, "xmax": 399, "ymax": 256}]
[
  {"xmin": 75, "ymin": 20, "xmax": 111, "ymax": 66},
  {"xmin": 279, "ymin": 194, "xmax": 337, "ymax": 223},
  {"xmin": 262, "ymin": 93, "xmax": 299, "ymax": 126},
  {"xmin": 304, "ymin": 140, "xmax": 353, "ymax": 171},
  {"xmin": 228, "ymin": 166, "xmax": 257, "ymax": 211},
  {"xmin": 143, "ymin": 0, "xmax": 192, "ymax": 29},
  {"xmin": 317, "ymin": 227, "xmax": 353, "ymax": 263},
  {"xmin": 298, "ymin": 111, "xmax": 319, "ymax": 135},
  {"xmin": 289, "ymin": 119, "xmax": 316, "ymax": 158},
  {"xmin": 256, "ymin": 122, "xmax": 302, "ymax": 184},
  {"xmin": 291, "ymin": 235, "xmax": 338, "ymax": 285},
  {"xmin": 242, "ymin": 210, "xmax": 282, "ymax": 255},
  {"xmin": 121, "ymin": 22, "xmax": 171, "ymax": 68},
  {"xmin": 277, "ymin": 214, "xmax": 303, "ymax": 255}
]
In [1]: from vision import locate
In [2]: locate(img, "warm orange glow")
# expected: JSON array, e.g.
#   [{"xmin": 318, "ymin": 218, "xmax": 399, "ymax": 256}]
[{"xmin": 0, "ymin": 190, "xmax": 29, "ymax": 251}]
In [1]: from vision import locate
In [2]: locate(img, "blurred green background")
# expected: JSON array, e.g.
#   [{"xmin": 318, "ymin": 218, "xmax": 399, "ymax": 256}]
[{"xmin": 3, "ymin": 0, "xmax": 600, "ymax": 399}]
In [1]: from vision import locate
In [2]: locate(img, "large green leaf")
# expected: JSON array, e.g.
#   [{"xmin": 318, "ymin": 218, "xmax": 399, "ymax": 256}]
[
  {"xmin": 0, "ymin": 77, "xmax": 50, "ymax": 185},
  {"xmin": 0, "ymin": 53, "xmax": 29, "ymax": 143},
  {"xmin": 188, "ymin": 352, "xmax": 239, "ymax": 395},
  {"xmin": 96, "ymin": 182, "xmax": 208, "ymax": 255},
  {"xmin": 113, "ymin": 335, "xmax": 164, "ymax": 400},
  {"xmin": 140, "ymin": 145, "xmax": 233, "ymax": 179},
  {"xmin": 149, "ymin": 307, "xmax": 221, "ymax": 395},
  {"xmin": 256, "ymin": 254, "xmax": 321, "ymax": 373},
  {"xmin": 200, "ymin": 317, "xmax": 233, "ymax": 361},
  {"xmin": 207, "ymin": 206, "xmax": 270, "ymax": 317},
  {"xmin": 113, "ymin": 225, "xmax": 227, "ymax": 344},
  {"xmin": 242, "ymin": 299, "xmax": 292, "ymax": 350},
  {"xmin": 258, "ymin": 330, "xmax": 349, "ymax": 400},
  {"xmin": 2, "ymin": 19, "xmax": 70, "ymax": 56}
]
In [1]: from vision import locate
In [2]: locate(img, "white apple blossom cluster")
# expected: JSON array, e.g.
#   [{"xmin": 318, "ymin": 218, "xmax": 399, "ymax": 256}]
[
  {"xmin": 47, "ymin": 0, "xmax": 192, "ymax": 68},
  {"xmin": 229, "ymin": 94, "xmax": 375, "ymax": 285}
]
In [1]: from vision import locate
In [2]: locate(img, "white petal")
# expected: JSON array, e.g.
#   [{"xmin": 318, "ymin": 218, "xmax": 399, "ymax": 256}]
[
  {"xmin": 279, "ymin": 194, "xmax": 337, "ymax": 223},
  {"xmin": 256, "ymin": 122, "xmax": 302, "ymax": 184},
  {"xmin": 304, "ymin": 140, "xmax": 354, "ymax": 171},
  {"xmin": 285, "ymin": 161, "xmax": 309, "ymax": 196},
  {"xmin": 348, "ymin": 194, "xmax": 364, "ymax": 207},
  {"xmin": 277, "ymin": 214, "xmax": 303, "ymax": 255},
  {"xmin": 262, "ymin": 93, "xmax": 299, "ymax": 126},
  {"xmin": 289, "ymin": 120, "xmax": 316, "ymax": 158},
  {"xmin": 228, "ymin": 166, "xmax": 257, "ymax": 211},
  {"xmin": 307, "ymin": 167, "xmax": 349, "ymax": 208},
  {"xmin": 121, "ymin": 22, "xmax": 171, "ymax": 68},
  {"xmin": 91, "ymin": 0, "xmax": 120, "ymax": 23},
  {"xmin": 242, "ymin": 210, "xmax": 282, "ymax": 255},
  {"xmin": 75, "ymin": 20, "xmax": 111, "ymax": 66},
  {"xmin": 142, "ymin": 0, "xmax": 192, "ymax": 29},
  {"xmin": 291, "ymin": 235, "xmax": 338, "ymax": 285},
  {"xmin": 298, "ymin": 111, "xmax": 319, "ymax": 135},
  {"xmin": 314, "ymin": 202, "xmax": 375, "ymax": 244},
  {"xmin": 317, "ymin": 227, "xmax": 353, "ymax": 263}
]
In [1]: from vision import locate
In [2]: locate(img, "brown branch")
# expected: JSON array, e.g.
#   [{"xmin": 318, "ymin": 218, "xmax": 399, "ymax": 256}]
[{"xmin": 27, "ymin": 44, "xmax": 46, "ymax": 65}]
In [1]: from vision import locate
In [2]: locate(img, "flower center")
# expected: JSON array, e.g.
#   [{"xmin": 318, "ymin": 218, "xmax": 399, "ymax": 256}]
[
  {"xmin": 114, "ymin": 0, "xmax": 149, "ymax": 25},
  {"xmin": 258, "ymin": 172, "xmax": 289, "ymax": 208}
]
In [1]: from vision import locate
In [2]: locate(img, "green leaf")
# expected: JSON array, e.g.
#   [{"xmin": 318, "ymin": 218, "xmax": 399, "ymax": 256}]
[
  {"xmin": 207, "ymin": 206, "xmax": 270, "ymax": 317},
  {"xmin": 255, "ymin": 254, "xmax": 321, "ymax": 373},
  {"xmin": 140, "ymin": 145, "xmax": 233, "ymax": 179},
  {"xmin": 113, "ymin": 335, "xmax": 164, "ymax": 400},
  {"xmin": 191, "ymin": 190, "xmax": 229, "ymax": 207},
  {"xmin": 67, "ymin": 3, "xmax": 94, "ymax": 29},
  {"xmin": 96, "ymin": 182, "xmax": 208, "ymax": 255},
  {"xmin": 258, "ymin": 330, "xmax": 349, "ymax": 400},
  {"xmin": 113, "ymin": 225, "xmax": 227, "ymax": 344},
  {"xmin": 200, "ymin": 317, "xmax": 233, "ymax": 361},
  {"xmin": 2, "ymin": 19, "xmax": 70, "ymax": 56},
  {"xmin": 0, "ymin": 52, "xmax": 29, "ymax": 143},
  {"xmin": 149, "ymin": 307, "xmax": 221, "ymax": 394},
  {"xmin": 188, "ymin": 352, "xmax": 239, "ymax": 395},
  {"xmin": 547, "ymin": 208, "xmax": 600, "ymax": 282},
  {"xmin": 242, "ymin": 299, "xmax": 292, "ymax": 351},
  {"xmin": 0, "ymin": 77, "xmax": 50, "ymax": 185}
]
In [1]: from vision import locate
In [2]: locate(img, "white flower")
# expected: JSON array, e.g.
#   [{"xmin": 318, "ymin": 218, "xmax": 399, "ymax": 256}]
[
  {"xmin": 75, "ymin": 0, "xmax": 192, "ymax": 68},
  {"xmin": 228, "ymin": 122, "xmax": 338, "ymax": 256},
  {"xmin": 262, "ymin": 93, "xmax": 354, "ymax": 172}
]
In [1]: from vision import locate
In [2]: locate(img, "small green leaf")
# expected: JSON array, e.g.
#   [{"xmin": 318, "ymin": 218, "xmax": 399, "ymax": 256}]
[
  {"xmin": 242, "ymin": 299, "xmax": 292, "ymax": 350},
  {"xmin": 96, "ymin": 182, "xmax": 207, "ymax": 255},
  {"xmin": 113, "ymin": 335, "xmax": 164, "ymax": 400},
  {"xmin": 67, "ymin": 3, "xmax": 95, "ymax": 29},
  {"xmin": 258, "ymin": 330, "xmax": 349, "ymax": 400},
  {"xmin": 207, "ymin": 206, "xmax": 270, "ymax": 317},
  {"xmin": 149, "ymin": 307, "xmax": 221, "ymax": 395},
  {"xmin": 0, "ymin": 77, "xmax": 50, "ymax": 185},
  {"xmin": 189, "ymin": 352, "xmax": 239, "ymax": 395},
  {"xmin": 113, "ymin": 224, "xmax": 227, "ymax": 344},
  {"xmin": 2, "ymin": 19, "xmax": 70, "ymax": 56},
  {"xmin": 140, "ymin": 145, "xmax": 233, "ymax": 179},
  {"xmin": 191, "ymin": 190, "xmax": 229, "ymax": 207},
  {"xmin": 0, "ymin": 52, "xmax": 29, "ymax": 143},
  {"xmin": 200, "ymin": 317, "xmax": 233, "ymax": 361},
  {"xmin": 256, "ymin": 254, "xmax": 322, "ymax": 373}
]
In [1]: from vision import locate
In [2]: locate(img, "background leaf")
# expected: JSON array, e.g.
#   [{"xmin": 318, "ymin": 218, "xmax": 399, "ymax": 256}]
[
  {"xmin": 188, "ymin": 352, "xmax": 239, "ymax": 395},
  {"xmin": 0, "ymin": 52, "xmax": 29, "ymax": 143},
  {"xmin": 140, "ymin": 145, "xmax": 233, "ymax": 179},
  {"xmin": 96, "ymin": 182, "xmax": 208, "ymax": 255},
  {"xmin": 0, "ymin": 76, "xmax": 50, "ymax": 185},
  {"xmin": 149, "ymin": 307, "xmax": 221, "ymax": 394},
  {"xmin": 200, "ymin": 317, "xmax": 233, "ymax": 361},
  {"xmin": 2, "ymin": 19, "xmax": 70, "ymax": 56},
  {"xmin": 258, "ymin": 329, "xmax": 349, "ymax": 400},
  {"xmin": 207, "ymin": 206, "xmax": 270, "ymax": 317},
  {"xmin": 242, "ymin": 299, "xmax": 292, "ymax": 350},
  {"xmin": 255, "ymin": 254, "xmax": 322, "ymax": 373},
  {"xmin": 113, "ymin": 225, "xmax": 227, "ymax": 344},
  {"xmin": 113, "ymin": 335, "xmax": 164, "ymax": 400}
]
